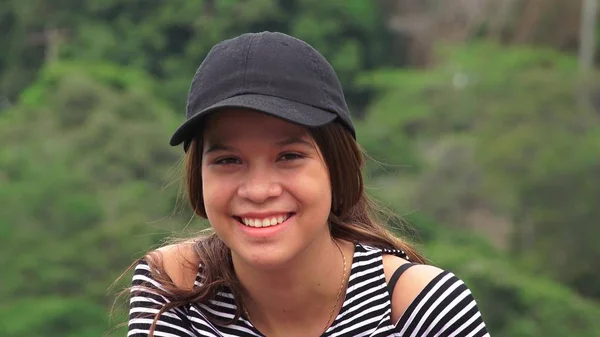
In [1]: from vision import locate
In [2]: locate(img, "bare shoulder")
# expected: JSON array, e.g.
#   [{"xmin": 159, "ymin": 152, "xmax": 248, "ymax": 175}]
[
  {"xmin": 152, "ymin": 241, "xmax": 200, "ymax": 290},
  {"xmin": 382, "ymin": 254, "xmax": 444, "ymax": 323}
]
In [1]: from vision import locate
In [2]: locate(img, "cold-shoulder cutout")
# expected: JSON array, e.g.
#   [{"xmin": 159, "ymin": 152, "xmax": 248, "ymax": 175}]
[
  {"xmin": 383, "ymin": 254, "xmax": 489, "ymax": 336},
  {"xmin": 382, "ymin": 254, "xmax": 444, "ymax": 323}
]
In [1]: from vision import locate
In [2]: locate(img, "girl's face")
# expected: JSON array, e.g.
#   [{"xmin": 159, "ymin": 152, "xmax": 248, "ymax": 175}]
[{"xmin": 201, "ymin": 109, "xmax": 332, "ymax": 268}]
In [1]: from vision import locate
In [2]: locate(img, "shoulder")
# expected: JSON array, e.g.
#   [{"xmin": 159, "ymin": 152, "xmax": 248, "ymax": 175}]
[
  {"xmin": 382, "ymin": 254, "xmax": 444, "ymax": 323},
  {"xmin": 382, "ymin": 254, "xmax": 489, "ymax": 336},
  {"xmin": 128, "ymin": 243, "xmax": 204, "ymax": 337},
  {"xmin": 149, "ymin": 241, "xmax": 200, "ymax": 291}
]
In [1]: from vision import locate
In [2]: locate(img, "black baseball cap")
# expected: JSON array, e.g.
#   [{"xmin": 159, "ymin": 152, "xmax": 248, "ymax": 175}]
[{"xmin": 169, "ymin": 31, "xmax": 355, "ymax": 150}]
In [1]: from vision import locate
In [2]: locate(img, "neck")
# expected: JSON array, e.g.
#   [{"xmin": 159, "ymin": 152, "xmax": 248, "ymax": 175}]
[{"xmin": 233, "ymin": 237, "xmax": 350, "ymax": 335}]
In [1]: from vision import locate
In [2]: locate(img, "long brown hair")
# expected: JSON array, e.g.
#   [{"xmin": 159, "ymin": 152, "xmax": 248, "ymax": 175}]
[{"xmin": 129, "ymin": 121, "xmax": 426, "ymax": 336}]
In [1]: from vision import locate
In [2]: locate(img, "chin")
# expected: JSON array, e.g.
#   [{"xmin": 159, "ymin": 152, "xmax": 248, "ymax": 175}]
[{"xmin": 235, "ymin": 244, "xmax": 297, "ymax": 271}]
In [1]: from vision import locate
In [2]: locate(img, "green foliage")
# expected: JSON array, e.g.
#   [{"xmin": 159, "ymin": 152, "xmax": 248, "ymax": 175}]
[
  {"xmin": 389, "ymin": 211, "xmax": 600, "ymax": 337},
  {"xmin": 427, "ymin": 239, "xmax": 600, "ymax": 337},
  {"xmin": 360, "ymin": 41, "xmax": 600, "ymax": 299},
  {"xmin": 0, "ymin": 62, "xmax": 195, "ymax": 336},
  {"xmin": 399, "ymin": 210, "xmax": 600, "ymax": 336},
  {"xmin": 0, "ymin": 0, "xmax": 394, "ymax": 114},
  {"xmin": 0, "ymin": 297, "xmax": 108, "ymax": 337}
]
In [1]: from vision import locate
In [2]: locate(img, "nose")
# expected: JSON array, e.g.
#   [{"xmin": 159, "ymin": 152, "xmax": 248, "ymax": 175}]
[{"xmin": 237, "ymin": 169, "xmax": 283, "ymax": 203}]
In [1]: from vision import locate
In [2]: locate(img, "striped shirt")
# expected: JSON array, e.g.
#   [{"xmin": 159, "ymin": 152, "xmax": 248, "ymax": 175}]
[{"xmin": 128, "ymin": 243, "xmax": 490, "ymax": 336}]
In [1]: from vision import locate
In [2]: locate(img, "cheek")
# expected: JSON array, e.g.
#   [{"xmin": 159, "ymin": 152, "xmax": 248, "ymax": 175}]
[
  {"xmin": 201, "ymin": 170, "xmax": 234, "ymax": 218},
  {"xmin": 287, "ymin": 165, "xmax": 332, "ymax": 214}
]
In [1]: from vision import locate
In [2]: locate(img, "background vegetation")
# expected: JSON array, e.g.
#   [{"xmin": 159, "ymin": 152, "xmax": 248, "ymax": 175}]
[{"xmin": 1, "ymin": 1, "xmax": 599, "ymax": 336}]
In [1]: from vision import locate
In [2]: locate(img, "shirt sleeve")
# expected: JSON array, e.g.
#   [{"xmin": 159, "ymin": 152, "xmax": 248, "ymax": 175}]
[
  {"xmin": 394, "ymin": 271, "xmax": 490, "ymax": 337},
  {"xmin": 127, "ymin": 260, "xmax": 196, "ymax": 337}
]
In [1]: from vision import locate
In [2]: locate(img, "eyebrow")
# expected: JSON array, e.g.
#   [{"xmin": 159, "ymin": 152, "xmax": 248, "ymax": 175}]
[
  {"xmin": 203, "ymin": 136, "xmax": 313, "ymax": 154},
  {"xmin": 203, "ymin": 143, "xmax": 235, "ymax": 154},
  {"xmin": 275, "ymin": 136, "xmax": 313, "ymax": 148}
]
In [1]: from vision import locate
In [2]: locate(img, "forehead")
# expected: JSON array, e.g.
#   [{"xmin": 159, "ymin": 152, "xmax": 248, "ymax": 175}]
[{"xmin": 202, "ymin": 109, "xmax": 310, "ymax": 142}]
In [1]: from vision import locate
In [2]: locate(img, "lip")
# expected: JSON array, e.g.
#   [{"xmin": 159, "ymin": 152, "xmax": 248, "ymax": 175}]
[
  {"xmin": 235, "ymin": 211, "xmax": 292, "ymax": 219},
  {"xmin": 233, "ymin": 213, "xmax": 295, "ymax": 238}
]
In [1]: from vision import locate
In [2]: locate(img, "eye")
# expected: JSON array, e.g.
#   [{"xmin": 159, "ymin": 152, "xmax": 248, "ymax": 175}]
[
  {"xmin": 214, "ymin": 157, "xmax": 241, "ymax": 165},
  {"xmin": 278, "ymin": 152, "xmax": 304, "ymax": 161}
]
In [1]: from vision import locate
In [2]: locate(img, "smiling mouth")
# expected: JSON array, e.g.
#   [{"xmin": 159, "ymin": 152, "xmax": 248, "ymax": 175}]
[{"xmin": 233, "ymin": 213, "xmax": 294, "ymax": 228}]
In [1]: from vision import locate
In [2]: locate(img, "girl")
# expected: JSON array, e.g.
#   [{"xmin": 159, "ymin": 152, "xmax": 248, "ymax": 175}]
[{"xmin": 127, "ymin": 32, "xmax": 489, "ymax": 337}]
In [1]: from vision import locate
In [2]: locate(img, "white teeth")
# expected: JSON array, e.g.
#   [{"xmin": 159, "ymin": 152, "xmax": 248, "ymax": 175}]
[{"xmin": 241, "ymin": 214, "xmax": 290, "ymax": 228}]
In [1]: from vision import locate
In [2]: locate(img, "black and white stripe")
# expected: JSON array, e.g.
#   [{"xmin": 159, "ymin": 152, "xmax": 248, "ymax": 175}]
[{"xmin": 128, "ymin": 243, "xmax": 489, "ymax": 336}]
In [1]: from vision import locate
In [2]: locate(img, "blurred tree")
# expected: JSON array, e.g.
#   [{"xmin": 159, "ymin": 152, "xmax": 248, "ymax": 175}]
[
  {"xmin": 0, "ymin": 0, "xmax": 396, "ymax": 117},
  {"xmin": 392, "ymin": 211, "xmax": 600, "ymax": 337},
  {"xmin": 382, "ymin": 0, "xmax": 587, "ymax": 67},
  {"xmin": 358, "ymin": 41, "xmax": 600, "ymax": 299},
  {"xmin": 579, "ymin": 0, "xmax": 598, "ymax": 71},
  {"xmin": 0, "ymin": 61, "xmax": 192, "ymax": 336},
  {"xmin": 0, "ymin": 297, "xmax": 108, "ymax": 337},
  {"xmin": 424, "ymin": 230, "xmax": 600, "ymax": 337}
]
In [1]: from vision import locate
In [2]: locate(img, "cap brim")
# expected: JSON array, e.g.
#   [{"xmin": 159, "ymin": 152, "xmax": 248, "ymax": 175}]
[{"xmin": 169, "ymin": 93, "xmax": 337, "ymax": 147}]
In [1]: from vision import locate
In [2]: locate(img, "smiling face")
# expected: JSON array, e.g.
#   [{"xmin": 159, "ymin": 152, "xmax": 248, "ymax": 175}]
[{"xmin": 200, "ymin": 109, "xmax": 333, "ymax": 268}]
